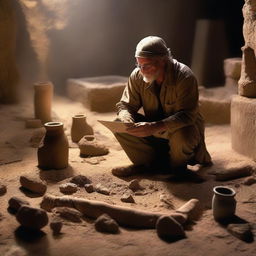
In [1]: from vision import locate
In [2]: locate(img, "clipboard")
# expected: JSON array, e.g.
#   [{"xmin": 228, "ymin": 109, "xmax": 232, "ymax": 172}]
[{"xmin": 97, "ymin": 120, "xmax": 131, "ymax": 133}]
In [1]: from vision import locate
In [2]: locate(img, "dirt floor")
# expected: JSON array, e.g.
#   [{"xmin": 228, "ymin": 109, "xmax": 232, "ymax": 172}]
[{"xmin": 0, "ymin": 95, "xmax": 256, "ymax": 256}]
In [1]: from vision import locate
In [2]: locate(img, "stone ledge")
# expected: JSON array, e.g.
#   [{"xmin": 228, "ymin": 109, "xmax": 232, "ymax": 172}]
[
  {"xmin": 66, "ymin": 76, "xmax": 127, "ymax": 112},
  {"xmin": 231, "ymin": 95, "xmax": 256, "ymax": 160},
  {"xmin": 199, "ymin": 86, "xmax": 237, "ymax": 124}
]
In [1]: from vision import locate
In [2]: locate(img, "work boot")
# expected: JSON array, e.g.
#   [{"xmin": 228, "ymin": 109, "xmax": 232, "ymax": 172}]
[{"xmin": 111, "ymin": 164, "xmax": 148, "ymax": 177}]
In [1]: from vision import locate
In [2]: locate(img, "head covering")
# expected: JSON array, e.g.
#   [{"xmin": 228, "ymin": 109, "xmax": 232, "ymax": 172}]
[{"xmin": 135, "ymin": 36, "xmax": 170, "ymax": 58}]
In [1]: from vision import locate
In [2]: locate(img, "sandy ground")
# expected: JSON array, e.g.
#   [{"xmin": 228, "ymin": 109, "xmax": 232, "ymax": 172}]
[{"xmin": 0, "ymin": 95, "xmax": 256, "ymax": 256}]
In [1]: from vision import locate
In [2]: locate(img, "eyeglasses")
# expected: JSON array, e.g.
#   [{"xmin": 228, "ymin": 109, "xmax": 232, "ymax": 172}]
[{"xmin": 135, "ymin": 63, "xmax": 155, "ymax": 71}]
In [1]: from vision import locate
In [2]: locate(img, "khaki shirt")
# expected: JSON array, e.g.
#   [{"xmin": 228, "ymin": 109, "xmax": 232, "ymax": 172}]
[{"xmin": 117, "ymin": 59, "xmax": 211, "ymax": 164}]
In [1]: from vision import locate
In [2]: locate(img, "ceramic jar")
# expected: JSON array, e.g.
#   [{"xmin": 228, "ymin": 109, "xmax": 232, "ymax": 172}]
[
  {"xmin": 38, "ymin": 122, "xmax": 69, "ymax": 170},
  {"xmin": 71, "ymin": 114, "xmax": 93, "ymax": 143},
  {"xmin": 34, "ymin": 81, "xmax": 53, "ymax": 124},
  {"xmin": 212, "ymin": 186, "xmax": 236, "ymax": 221}
]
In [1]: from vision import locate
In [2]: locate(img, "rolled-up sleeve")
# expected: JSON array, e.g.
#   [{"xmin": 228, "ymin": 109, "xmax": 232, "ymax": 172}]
[
  {"xmin": 116, "ymin": 69, "xmax": 142, "ymax": 113},
  {"xmin": 163, "ymin": 75, "xmax": 199, "ymax": 133}
]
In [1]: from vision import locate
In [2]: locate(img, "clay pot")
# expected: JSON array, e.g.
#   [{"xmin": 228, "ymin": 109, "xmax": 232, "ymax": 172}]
[
  {"xmin": 38, "ymin": 122, "xmax": 69, "ymax": 170},
  {"xmin": 71, "ymin": 114, "xmax": 93, "ymax": 143},
  {"xmin": 212, "ymin": 186, "xmax": 236, "ymax": 221},
  {"xmin": 34, "ymin": 81, "xmax": 53, "ymax": 124}
]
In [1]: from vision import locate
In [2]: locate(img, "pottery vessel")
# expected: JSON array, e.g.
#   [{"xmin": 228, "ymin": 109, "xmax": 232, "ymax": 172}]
[
  {"xmin": 212, "ymin": 186, "xmax": 236, "ymax": 221},
  {"xmin": 71, "ymin": 114, "xmax": 93, "ymax": 143},
  {"xmin": 38, "ymin": 122, "xmax": 69, "ymax": 169},
  {"xmin": 34, "ymin": 81, "xmax": 53, "ymax": 124}
]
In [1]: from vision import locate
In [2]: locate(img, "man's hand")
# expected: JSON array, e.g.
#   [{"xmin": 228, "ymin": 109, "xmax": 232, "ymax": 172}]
[
  {"xmin": 116, "ymin": 110, "xmax": 135, "ymax": 123},
  {"xmin": 126, "ymin": 121, "xmax": 167, "ymax": 137}
]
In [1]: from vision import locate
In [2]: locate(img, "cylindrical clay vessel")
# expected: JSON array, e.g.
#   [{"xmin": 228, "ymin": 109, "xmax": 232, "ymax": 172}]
[
  {"xmin": 34, "ymin": 81, "xmax": 53, "ymax": 124},
  {"xmin": 212, "ymin": 186, "xmax": 236, "ymax": 221},
  {"xmin": 71, "ymin": 114, "xmax": 93, "ymax": 143},
  {"xmin": 38, "ymin": 122, "xmax": 69, "ymax": 170}
]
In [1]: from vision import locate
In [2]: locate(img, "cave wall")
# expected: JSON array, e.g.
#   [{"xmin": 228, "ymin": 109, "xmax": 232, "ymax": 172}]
[
  {"xmin": 0, "ymin": 0, "xmax": 19, "ymax": 103},
  {"xmin": 0, "ymin": 0, "xmax": 244, "ymax": 98}
]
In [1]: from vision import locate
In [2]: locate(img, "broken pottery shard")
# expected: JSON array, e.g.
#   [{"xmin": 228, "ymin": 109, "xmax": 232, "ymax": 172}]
[
  {"xmin": 128, "ymin": 179, "xmax": 143, "ymax": 192},
  {"xmin": 84, "ymin": 184, "xmax": 94, "ymax": 193},
  {"xmin": 16, "ymin": 205, "xmax": 48, "ymax": 230},
  {"xmin": 70, "ymin": 175, "xmax": 91, "ymax": 187},
  {"xmin": 227, "ymin": 223, "xmax": 253, "ymax": 242},
  {"xmin": 214, "ymin": 165, "xmax": 253, "ymax": 181},
  {"xmin": 95, "ymin": 183, "xmax": 110, "ymax": 195},
  {"xmin": 20, "ymin": 175, "xmax": 47, "ymax": 195},
  {"xmin": 156, "ymin": 215, "xmax": 185, "ymax": 241},
  {"xmin": 78, "ymin": 135, "xmax": 109, "ymax": 157},
  {"xmin": 176, "ymin": 199, "xmax": 200, "ymax": 221},
  {"xmin": 95, "ymin": 214, "xmax": 119, "ymax": 234},
  {"xmin": 121, "ymin": 193, "xmax": 135, "ymax": 203},
  {"xmin": 53, "ymin": 207, "xmax": 82, "ymax": 223},
  {"xmin": 8, "ymin": 196, "xmax": 30, "ymax": 212},
  {"xmin": 59, "ymin": 183, "xmax": 78, "ymax": 194},
  {"xmin": 243, "ymin": 176, "xmax": 256, "ymax": 186},
  {"xmin": 50, "ymin": 217, "xmax": 63, "ymax": 235},
  {"xmin": 0, "ymin": 183, "xmax": 7, "ymax": 195}
]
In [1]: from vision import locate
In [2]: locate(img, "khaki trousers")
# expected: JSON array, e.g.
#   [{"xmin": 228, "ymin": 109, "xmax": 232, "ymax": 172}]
[{"xmin": 114, "ymin": 124, "xmax": 201, "ymax": 172}]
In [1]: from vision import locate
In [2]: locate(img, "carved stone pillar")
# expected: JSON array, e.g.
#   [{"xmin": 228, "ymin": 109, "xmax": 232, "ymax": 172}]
[{"xmin": 231, "ymin": 0, "xmax": 256, "ymax": 160}]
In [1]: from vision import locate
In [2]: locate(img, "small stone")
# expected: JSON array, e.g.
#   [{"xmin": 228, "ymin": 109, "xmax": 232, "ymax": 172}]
[
  {"xmin": 84, "ymin": 184, "xmax": 94, "ymax": 193},
  {"xmin": 95, "ymin": 214, "xmax": 119, "ymax": 234},
  {"xmin": 121, "ymin": 193, "xmax": 135, "ymax": 203},
  {"xmin": 20, "ymin": 174, "xmax": 47, "ymax": 195},
  {"xmin": 156, "ymin": 215, "xmax": 185, "ymax": 241},
  {"xmin": 95, "ymin": 183, "xmax": 110, "ymax": 195},
  {"xmin": 8, "ymin": 197, "xmax": 30, "ymax": 212},
  {"xmin": 70, "ymin": 175, "xmax": 91, "ymax": 187},
  {"xmin": 50, "ymin": 217, "xmax": 63, "ymax": 235},
  {"xmin": 243, "ymin": 176, "xmax": 256, "ymax": 186},
  {"xmin": 128, "ymin": 179, "xmax": 143, "ymax": 192},
  {"xmin": 53, "ymin": 207, "xmax": 82, "ymax": 223},
  {"xmin": 0, "ymin": 183, "xmax": 7, "ymax": 195},
  {"xmin": 16, "ymin": 205, "xmax": 48, "ymax": 230},
  {"xmin": 59, "ymin": 183, "xmax": 78, "ymax": 194},
  {"xmin": 227, "ymin": 223, "xmax": 253, "ymax": 242}
]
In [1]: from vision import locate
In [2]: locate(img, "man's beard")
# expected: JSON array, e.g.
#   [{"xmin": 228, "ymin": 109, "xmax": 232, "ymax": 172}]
[{"xmin": 142, "ymin": 71, "xmax": 159, "ymax": 83}]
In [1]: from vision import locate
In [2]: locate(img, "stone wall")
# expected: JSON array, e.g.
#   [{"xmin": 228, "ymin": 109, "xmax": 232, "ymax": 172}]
[
  {"xmin": 14, "ymin": 0, "xmax": 202, "ymax": 93},
  {"xmin": 0, "ymin": 0, "xmax": 19, "ymax": 103}
]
